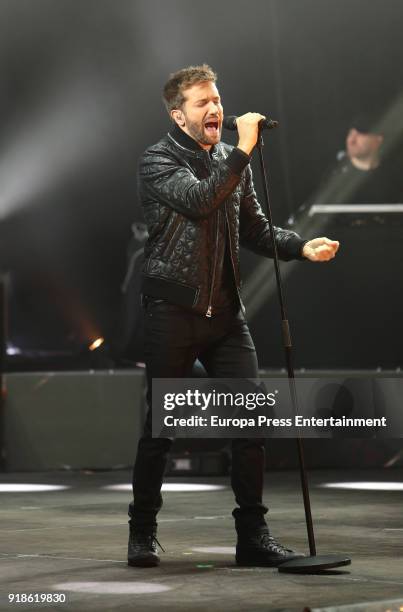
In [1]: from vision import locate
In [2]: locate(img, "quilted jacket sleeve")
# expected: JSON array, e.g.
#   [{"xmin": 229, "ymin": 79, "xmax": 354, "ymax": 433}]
[
  {"xmin": 138, "ymin": 145, "xmax": 249, "ymax": 220},
  {"xmin": 239, "ymin": 165, "xmax": 307, "ymax": 261}
]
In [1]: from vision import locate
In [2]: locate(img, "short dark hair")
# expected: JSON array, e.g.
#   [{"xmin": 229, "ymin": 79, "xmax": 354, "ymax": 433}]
[{"xmin": 163, "ymin": 64, "xmax": 217, "ymax": 115}]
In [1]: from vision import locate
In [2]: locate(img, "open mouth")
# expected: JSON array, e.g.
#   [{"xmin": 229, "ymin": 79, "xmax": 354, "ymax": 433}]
[{"xmin": 204, "ymin": 119, "xmax": 220, "ymax": 136}]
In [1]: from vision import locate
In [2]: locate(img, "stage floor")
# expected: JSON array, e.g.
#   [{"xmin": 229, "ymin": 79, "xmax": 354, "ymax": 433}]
[{"xmin": 1, "ymin": 468, "xmax": 403, "ymax": 611}]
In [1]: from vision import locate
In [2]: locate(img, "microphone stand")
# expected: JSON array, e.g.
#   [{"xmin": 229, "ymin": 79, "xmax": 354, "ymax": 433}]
[{"xmin": 255, "ymin": 125, "xmax": 351, "ymax": 573}]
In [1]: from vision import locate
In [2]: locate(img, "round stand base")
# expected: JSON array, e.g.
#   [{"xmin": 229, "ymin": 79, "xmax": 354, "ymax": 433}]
[{"xmin": 278, "ymin": 554, "xmax": 351, "ymax": 574}]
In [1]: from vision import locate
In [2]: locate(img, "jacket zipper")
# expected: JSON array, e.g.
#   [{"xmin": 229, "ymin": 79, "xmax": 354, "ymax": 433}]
[
  {"xmin": 225, "ymin": 203, "xmax": 245, "ymax": 313},
  {"xmin": 205, "ymin": 150, "xmax": 219, "ymax": 318},
  {"xmin": 206, "ymin": 210, "xmax": 219, "ymax": 317}
]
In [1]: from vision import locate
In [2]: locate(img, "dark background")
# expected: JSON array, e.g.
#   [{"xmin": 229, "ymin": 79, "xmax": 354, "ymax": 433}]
[{"xmin": 1, "ymin": 0, "xmax": 402, "ymax": 367}]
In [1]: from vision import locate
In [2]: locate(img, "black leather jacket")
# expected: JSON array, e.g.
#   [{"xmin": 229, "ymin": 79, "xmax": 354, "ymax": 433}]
[{"xmin": 139, "ymin": 125, "xmax": 306, "ymax": 316}]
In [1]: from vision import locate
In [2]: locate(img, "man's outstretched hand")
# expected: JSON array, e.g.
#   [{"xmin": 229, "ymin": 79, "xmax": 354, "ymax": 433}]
[{"xmin": 302, "ymin": 237, "xmax": 339, "ymax": 262}]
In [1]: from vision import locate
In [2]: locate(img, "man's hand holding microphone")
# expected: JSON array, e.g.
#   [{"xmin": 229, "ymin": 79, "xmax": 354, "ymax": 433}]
[{"xmin": 235, "ymin": 112, "xmax": 267, "ymax": 156}]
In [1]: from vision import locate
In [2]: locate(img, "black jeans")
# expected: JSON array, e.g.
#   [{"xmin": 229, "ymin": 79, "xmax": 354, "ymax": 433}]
[{"xmin": 129, "ymin": 299, "xmax": 268, "ymax": 530}]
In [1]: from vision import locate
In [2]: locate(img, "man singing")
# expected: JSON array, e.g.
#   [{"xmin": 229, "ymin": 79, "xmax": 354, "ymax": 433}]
[{"xmin": 128, "ymin": 64, "xmax": 339, "ymax": 568}]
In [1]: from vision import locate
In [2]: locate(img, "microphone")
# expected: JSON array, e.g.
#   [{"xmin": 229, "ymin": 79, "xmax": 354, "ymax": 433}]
[{"xmin": 223, "ymin": 115, "xmax": 279, "ymax": 131}]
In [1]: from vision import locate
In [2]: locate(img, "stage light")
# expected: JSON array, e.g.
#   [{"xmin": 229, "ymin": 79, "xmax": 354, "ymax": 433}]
[
  {"xmin": 192, "ymin": 546, "xmax": 235, "ymax": 555},
  {"xmin": 319, "ymin": 481, "xmax": 403, "ymax": 491},
  {"xmin": 0, "ymin": 79, "xmax": 121, "ymax": 221},
  {"xmin": 6, "ymin": 343, "xmax": 22, "ymax": 356},
  {"xmin": 0, "ymin": 484, "xmax": 70, "ymax": 493},
  {"xmin": 88, "ymin": 337, "xmax": 104, "ymax": 351},
  {"xmin": 53, "ymin": 582, "xmax": 172, "ymax": 595},
  {"xmin": 162, "ymin": 483, "xmax": 226, "ymax": 492},
  {"xmin": 103, "ymin": 483, "xmax": 226, "ymax": 492}
]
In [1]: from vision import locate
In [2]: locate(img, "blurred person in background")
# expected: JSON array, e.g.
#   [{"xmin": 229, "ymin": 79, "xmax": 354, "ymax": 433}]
[{"xmin": 309, "ymin": 112, "xmax": 403, "ymax": 205}]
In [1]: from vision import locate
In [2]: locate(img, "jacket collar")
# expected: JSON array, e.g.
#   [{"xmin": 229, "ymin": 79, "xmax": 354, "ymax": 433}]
[{"xmin": 168, "ymin": 123, "xmax": 218, "ymax": 157}]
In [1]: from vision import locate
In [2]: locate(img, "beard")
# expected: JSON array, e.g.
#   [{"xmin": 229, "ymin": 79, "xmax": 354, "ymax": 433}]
[{"xmin": 185, "ymin": 117, "xmax": 221, "ymax": 146}]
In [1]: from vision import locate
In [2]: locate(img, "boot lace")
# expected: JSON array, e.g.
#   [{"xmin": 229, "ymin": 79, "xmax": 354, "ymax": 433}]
[
  {"xmin": 260, "ymin": 532, "xmax": 292, "ymax": 554},
  {"xmin": 132, "ymin": 531, "xmax": 165, "ymax": 552}
]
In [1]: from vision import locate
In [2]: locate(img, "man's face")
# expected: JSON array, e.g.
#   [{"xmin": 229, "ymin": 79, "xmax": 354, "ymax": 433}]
[
  {"xmin": 346, "ymin": 128, "xmax": 383, "ymax": 160},
  {"xmin": 172, "ymin": 81, "xmax": 223, "ymax": 149}
]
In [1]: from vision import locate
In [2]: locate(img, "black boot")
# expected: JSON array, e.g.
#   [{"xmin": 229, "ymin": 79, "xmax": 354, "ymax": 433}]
[
  {"xmin": 127, "ymin": 524, "xmax": 162, "ymax": 567},
  {"xmin": 236, "ymin": 526, "xmax": 304, "ymax": 567}
]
